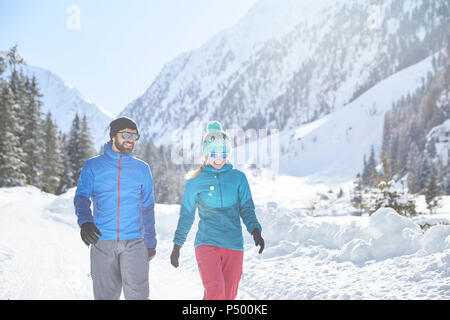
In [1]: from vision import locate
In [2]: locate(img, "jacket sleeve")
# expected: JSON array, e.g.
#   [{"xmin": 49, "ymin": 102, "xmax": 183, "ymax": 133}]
[
  {"xmin": 141, "ymin": 165, "xmax": 156, "ymax": 248},
  {"xmin": 74, "ymin": 160, "xmax": 94, "ymax": 227},
  {"xmin": 173, "ymin": 179, "xmax": 197, "ymax": 246},
  {"xmin": 238, "ymin": 173, "xmax": 262, "ymax": 234}
]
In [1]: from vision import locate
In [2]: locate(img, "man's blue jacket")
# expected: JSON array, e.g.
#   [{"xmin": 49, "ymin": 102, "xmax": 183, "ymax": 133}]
[{"xmin": 74, "ymin": 141, "xmax": 156, "ymax": 248}]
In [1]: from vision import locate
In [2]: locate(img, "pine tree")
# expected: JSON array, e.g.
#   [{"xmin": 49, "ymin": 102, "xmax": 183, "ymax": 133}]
[
  {"xmin": 424, "ymin": 168, "xmax": 442, "ymax": 215},
  {"xmin": 0, "ymin": 96, "xmax": 27, "ymax": 186},
  {"xmin": 361, "ymin": 154, "xmax": 369, "ymax": 185},
  {"xmin": 426, "ymin": 137, "xmax": 437, "ymax": 158},
  {"xmin": 67, "ymin": 114, "xmax": 83, "ymax": 183},
  {"xmin": 381, "ymin": 111, "xmax": 391, "ymax": 155},
  {"xmin": 57, "ymin": 133, "xmax": 75, "ymax": 195},
  {"xmin": 20, "ymin": 75, "xmax": 44, "ymax": 186},
  {"xmin": 0, "ymin": 54, "xmax": 5, "ymax": 74},
  {"xmin": 41, "ymin": 112, "xmax": 64, "ymax": 194},
  {"xmin": 79, "ymin": 114, "xmax": 96, "ymax": 161},
  {"xmin": 362, "ymin": 146, "xmax": 377, "ymax": 187},
  {"xmin": 444, "ymin": 161, "xmax": 450, "ymax": 195},
  {"xmin": 0, "ymin": 49, "xmax": 27, "ymax": 186},
  {"xmin": 406, "ymin": 142, "xmax": 421, "ymax": 193},
  {"xmin": 350, "ymin": 173, "xmax": 365, "ymax": 215},
  {"xmin": 417, "ymin": 154, "xmax": 432, "ymax": 192},
  {"xmin": 368, "ymin": 152, "xmax": 416, "ymax": 217}
]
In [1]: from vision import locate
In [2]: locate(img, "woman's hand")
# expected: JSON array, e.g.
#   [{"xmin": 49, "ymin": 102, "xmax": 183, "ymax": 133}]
[
  {"xmin": 251, "ymin": 228, "xmax": 265, "ymax": 254},
  {"xmin": 170, "ymin": 244, "xmax": 182, "ymax": 268}
]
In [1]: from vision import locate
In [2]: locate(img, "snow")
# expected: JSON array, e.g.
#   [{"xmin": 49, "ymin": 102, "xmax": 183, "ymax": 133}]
[
  {"xmin": 1, "ymin": 185, "xmax": 449, "ymax": 300},
  {"xmin": 1, "ymin": 63, "xmax": 113, "ymax": 150},
  {"xmin": 277, "ymin": 53, "xmax": 436, "ymax": 181}
]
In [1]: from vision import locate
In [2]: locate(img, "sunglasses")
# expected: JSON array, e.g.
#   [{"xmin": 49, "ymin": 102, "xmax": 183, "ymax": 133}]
[
  {"xmin": 118, "ymin": 131, "xmax": 140, "ymax": 141},
  {"xmin": 210, "ymin": 152, "xmax": 228, "ymax": 159}
]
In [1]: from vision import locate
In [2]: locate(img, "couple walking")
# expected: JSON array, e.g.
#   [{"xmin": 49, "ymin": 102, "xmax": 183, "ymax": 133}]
[{"xmin": 74, "ymin": 117, "xmax": 264, "ymax": 300}]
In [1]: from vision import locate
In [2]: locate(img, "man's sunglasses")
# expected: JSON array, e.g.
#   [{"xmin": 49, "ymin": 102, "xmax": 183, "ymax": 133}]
[
  {"xmin": 118, "ymin": 131, "xmax": 140, "ymax": 141},
  {"xmin": 210, "ymin": 152, "xmax": 228, "ymax": 159}
]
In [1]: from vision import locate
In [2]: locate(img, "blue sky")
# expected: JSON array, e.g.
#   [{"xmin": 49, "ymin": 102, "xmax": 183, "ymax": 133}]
[{"xmin": 0, "ymin": 0, "xmax": 257, "ymax": 116}]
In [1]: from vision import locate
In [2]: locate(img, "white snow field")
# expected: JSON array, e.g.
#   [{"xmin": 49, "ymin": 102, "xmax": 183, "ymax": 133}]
[{"xmin": 0, "ymin": 184, "xmax": 449, "ymax": 300}]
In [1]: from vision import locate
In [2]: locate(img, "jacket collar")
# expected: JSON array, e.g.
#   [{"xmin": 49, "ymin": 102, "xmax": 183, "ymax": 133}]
[
  {"xmin": 202, "ymin": 163, "xmax": 233, "ymax": 173},
  {"xmin": 103, "ymin": 141, "xmax": 135, "ymax": 161}
]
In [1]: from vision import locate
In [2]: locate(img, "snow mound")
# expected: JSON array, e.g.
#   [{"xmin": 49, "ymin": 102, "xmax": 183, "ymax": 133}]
[
  {"xmin": 422, "ymin": 225, "xmax": 450, "ymax": 254},
  {"xmin": 43, "ymin": 188, "xmax": 78, "ymax": 227},
  {"xmin": 258, "ymin": 204, "xmax": 450, "ymax": 264},
  {"xmin": 366, "ymin": 208, "xmax": 423, "ymax": 260},
  {"xmin": 338, "ymin": 239, "xmax": 372, "ymax": 263}
]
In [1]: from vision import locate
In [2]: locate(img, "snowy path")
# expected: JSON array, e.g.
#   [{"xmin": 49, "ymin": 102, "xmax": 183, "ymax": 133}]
[
  {"xmin": 0, "ymin": 187, "xmax": 204, "ymax": 300},
  {"xmin": 0, "ymin": 186, "xmax": 449, "ymax": 300}
]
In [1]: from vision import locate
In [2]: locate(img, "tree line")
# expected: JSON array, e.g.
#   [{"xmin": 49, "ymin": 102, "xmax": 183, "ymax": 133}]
[
  {"xmin": 0, "ymin": 45, "xmax": 95, "ymax": 194},
  {"xmin": 353, "ymin": 33, "xmax": 450, "ymax": 216}
]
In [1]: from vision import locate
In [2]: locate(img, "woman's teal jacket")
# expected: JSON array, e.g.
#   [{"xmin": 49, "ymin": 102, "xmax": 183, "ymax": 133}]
[{"xmin": 173, "ymin": 163, "xmax": 261, "ymax": 251}]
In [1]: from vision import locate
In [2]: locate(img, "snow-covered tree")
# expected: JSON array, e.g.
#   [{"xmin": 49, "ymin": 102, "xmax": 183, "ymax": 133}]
[
  {"xmin": 0, "ymin": 84, "xmax": 27, "ymax": 186},
  {"xmin": 0, "ymin": 46, "xmax": 27, "ymax": 186},
  {"xmin": 20, "ymin": 76, "xmax": 44, "ymax": 187},
  {"xmin": 57, "ymin": 133, "xmax": 75, "ymax": 195},
  {"xmin": 40, "ymin": 113, "xmax": 64, "ymax": 193}
]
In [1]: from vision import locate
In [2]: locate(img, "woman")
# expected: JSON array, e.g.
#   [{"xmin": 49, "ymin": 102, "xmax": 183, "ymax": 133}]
[{"xmin": 170, "ymin": 121, "xmax": 265, "ymax": 300}]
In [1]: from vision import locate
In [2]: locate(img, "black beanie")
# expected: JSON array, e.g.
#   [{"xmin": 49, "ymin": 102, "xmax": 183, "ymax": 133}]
[{"xmin": 109, "ymin": 117, "xmax": 138, "ymax": 140}]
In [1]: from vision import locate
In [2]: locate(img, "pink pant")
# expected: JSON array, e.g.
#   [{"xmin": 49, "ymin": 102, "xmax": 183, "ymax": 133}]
[{"xmin": 195, "ymin": 245, "xmax": 244, "ymax": 300}]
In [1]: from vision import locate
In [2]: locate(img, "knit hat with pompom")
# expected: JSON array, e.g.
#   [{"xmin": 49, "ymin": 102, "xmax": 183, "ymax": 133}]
[{"xmin": 202, "ymin": 121, "xmax": 232, "ymax": 157}]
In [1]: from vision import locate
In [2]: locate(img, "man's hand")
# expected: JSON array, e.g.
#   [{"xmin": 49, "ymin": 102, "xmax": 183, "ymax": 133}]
[
  {"xmin": 80, "ymin": 222, "xmax": 102, "ymax": 246},
  {"xmin": 251, "ymin": 228, "xmax": 265, "ymax": 254},
  {"xmin": 170, "ymin": 244, "xmax": 181, "ymax": 268},
  {"xmin": 148, "ymin": 248, "xmax": 156, "ymax": 261}
]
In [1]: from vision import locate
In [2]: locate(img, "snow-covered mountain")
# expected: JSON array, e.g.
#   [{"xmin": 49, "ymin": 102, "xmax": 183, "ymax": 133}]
[
  {"xmin": 0, "ymin": 52, "xmax": 113, "ymax": 150},
  {"xmin": 277, "ymin": 53, "xmax": 437, "ymax": 181},
  {"xmin": 22, "ymin": 65, "xmax": 113, "ymax": 149},
  {"xmin": 226, "ymin": 51, "xmax": 437, "ymax": 183},
  {"xmin": 121, "ymin": 0, "xmax": 449, "ymax": 152}
]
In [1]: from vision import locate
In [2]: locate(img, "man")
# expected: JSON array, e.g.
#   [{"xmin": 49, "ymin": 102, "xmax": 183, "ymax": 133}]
[{"xmin": 74, "ymin": 116, "xmax": 156, "ymax": 300}]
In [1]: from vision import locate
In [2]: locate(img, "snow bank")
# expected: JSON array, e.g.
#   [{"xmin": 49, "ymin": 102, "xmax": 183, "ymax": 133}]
[
  {"xmin": 43, "ymin": 188, "xmax": 78, "ymax": 227},
  {"xmin": 366, "ymin": 208, "xmax": 422, "ymax": 260},
  {"xmin": 1, "ymin": 186, "xmax": 449, "ymax": 299},
  {"xmin": 42, "ymin": 187, "xmax": 450, "ymax": 265},
  {"xmin": 258, "ymin": 205, "xmax": 450, "ymax": 264},
  {"xmin": 422, "ymin": 225, "xmax": 450, "ymax": 254}
]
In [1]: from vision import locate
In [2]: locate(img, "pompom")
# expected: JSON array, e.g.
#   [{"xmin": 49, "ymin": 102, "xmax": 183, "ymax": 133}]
[{"xmin": 206, "ymin": 120, "xmax": 222, "ymax": 132}]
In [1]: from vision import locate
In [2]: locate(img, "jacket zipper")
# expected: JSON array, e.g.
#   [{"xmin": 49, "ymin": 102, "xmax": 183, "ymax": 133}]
[
  {"xmin": 217, "ymin": 172, "xmax": 223, "ymax": 208},
  {"xmin": 217, "ymin": 172, "xmax": 226, "ymax": 233},
  {"xmin": 117, "ymin": 155, "xmax": 122, "ymax": 240}
]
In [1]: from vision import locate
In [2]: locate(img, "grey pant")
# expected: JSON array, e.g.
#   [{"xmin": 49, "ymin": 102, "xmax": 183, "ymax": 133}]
[{"xmin": 90, "ymin": 239, "xmax": 150, "ymax": 300}]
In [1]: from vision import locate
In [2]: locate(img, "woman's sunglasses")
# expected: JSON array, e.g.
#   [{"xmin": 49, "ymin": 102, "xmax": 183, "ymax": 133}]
[
  {"xmin": 210, "ymin": 152, "xmax": 228, "ymax": 159},
  {"xmin": 118, "ymin": 131, "xmax": 140, "ymax": 141}
]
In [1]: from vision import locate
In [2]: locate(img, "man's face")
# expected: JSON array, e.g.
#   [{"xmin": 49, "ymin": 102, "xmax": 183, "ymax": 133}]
[{"xmin": 112, "ymin": 128, "xmax": 138, "ymax": 155}]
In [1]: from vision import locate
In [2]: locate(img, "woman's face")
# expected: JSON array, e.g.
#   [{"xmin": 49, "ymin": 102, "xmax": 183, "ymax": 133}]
[{"xmin": 208, "ymin": 152, "xmax": 227, "ymax": 169}]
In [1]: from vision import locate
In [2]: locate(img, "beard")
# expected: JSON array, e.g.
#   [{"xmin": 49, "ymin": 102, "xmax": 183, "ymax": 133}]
[{"xmin": 114, "ymin": 139, "xmax": 135, "ymax": 155}]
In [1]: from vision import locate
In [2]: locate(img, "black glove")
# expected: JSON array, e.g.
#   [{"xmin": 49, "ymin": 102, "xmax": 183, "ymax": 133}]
[
  {"xmin": 80, "ymin": 222, "xmax": 102, "ymax": 246},
  {"xmin": 251, "ymin": 228, "xmax": 265, "ymax": 254},
  {"xmin": 170, "ymin": 244, "xmax": 181, "ymax": 268},
  {"xmin": 148, "ymin": 248, "xmax": 156, "ymax": 261}
]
